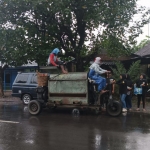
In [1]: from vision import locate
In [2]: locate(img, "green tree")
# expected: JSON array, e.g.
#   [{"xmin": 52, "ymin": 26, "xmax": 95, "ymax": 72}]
[
  {"xmin": 0, "ymin": 0, "xmax": 149, "ymax": 70},
  {"xmin": 111, "ymin": 60, "xmax": 141, "ymax": 95},
  {"xmin": 133, "ymin": 37, "xmax": 150, "ymax": 52},
  {"xmin": 111, "ymin": 60, "xmax": 141, "ymax": 83}
]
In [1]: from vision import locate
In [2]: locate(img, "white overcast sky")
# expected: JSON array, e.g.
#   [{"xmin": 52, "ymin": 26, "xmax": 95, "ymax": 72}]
[{"xmin": 136, "ymin": 0, "xmax": 150, "ymax": 43}]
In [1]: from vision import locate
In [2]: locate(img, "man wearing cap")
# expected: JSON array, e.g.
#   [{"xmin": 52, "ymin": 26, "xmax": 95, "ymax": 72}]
[{"xmin": 88, "ymin": 57, "xmax": 110, "ymax": 94}]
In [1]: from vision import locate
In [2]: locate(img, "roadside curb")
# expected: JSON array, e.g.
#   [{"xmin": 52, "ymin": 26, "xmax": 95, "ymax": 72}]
[{"xmin": 0, "ymin": 101, "xmax": 20, "ymax": 102}]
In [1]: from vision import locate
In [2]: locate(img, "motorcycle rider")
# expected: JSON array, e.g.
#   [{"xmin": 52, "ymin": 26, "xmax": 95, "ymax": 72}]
[
  {"xmin": 88, "ymin": 57, "xmax": 110, "ymax": 94},
  {"xmin": 47, "ymin": 48, "xmax": 68, "ymax": 74}
]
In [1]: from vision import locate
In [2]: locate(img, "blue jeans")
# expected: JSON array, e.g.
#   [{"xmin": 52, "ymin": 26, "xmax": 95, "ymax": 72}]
[
  {"xmin": 88, "ymin": 69, "xmax": 106, "ymax": 92},
  {"xmin": 97, "ymin": 77, "xmax": 106, "ymax": 91},
  {"xmin": 120, "ymin": 94, "xmax": 127, "ymax": 109}
]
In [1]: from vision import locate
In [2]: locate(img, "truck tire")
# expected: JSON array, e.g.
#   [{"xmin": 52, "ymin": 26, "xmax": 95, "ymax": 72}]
[
  {"xmin": 22, "ymin": 94, "xmax": 31, "ymax": 105},
  {"xmin": 72, "ymin": 108, "xmax": 80, "ymax": 116},
  {"xmin": 28, "ymin": 100, "xmax": 41, "ymax": 115},
  {"xmin": 106, "ymin": 101, "xmax": 122, "ymax": 117}
]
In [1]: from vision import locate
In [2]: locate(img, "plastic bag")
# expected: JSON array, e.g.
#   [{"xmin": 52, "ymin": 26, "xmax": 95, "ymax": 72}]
[{"xmin": 134, "ymin": 87, "xmax": 142, "ymax": 95}]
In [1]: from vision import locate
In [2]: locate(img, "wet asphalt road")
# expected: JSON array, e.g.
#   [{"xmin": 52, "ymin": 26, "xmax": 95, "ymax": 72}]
[{"xmin": 0, "ymin": 102, "xmax": 150, "ymax": 150}]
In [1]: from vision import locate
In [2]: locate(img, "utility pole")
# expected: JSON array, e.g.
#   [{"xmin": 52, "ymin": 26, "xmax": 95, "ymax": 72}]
[{"xmin": 148, "ymin": 19, "xmax": 150, "ymax": 39}]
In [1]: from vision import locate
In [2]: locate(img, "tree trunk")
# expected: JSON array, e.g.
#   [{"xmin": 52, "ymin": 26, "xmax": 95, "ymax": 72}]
[
  {"xmin": 76, "ymin": 58, "xmax": 84, "ymax": 72},
  {"xmin": 0, "ymin": 67, "xmax": 4, "ymax": 97}
]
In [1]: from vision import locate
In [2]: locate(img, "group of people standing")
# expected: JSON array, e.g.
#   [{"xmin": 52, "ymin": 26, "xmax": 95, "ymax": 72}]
[{"xmin": 117, "ymin": 73, "xmax": 148, "ymax": 112}]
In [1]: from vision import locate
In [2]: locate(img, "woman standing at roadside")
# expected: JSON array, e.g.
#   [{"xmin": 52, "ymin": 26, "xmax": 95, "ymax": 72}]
[
  {"xmin": 125, "ymin": 74, "xmax": 133, "ymax": 111},
  {"xmin": 135, "ymin": 73, "xmax": 148, "ymax": 111},
  {"xmin": 116, "ymin": 74, "xmax": 127, "ymax": 112}
]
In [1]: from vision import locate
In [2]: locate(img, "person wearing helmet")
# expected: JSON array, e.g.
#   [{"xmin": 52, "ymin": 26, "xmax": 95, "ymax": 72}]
[
  {"xmin": 48, "ymin": 48, "xmax": 68, "ymax": 74},
  {"xmin": 88, "ymin": 57, "xmax": 110, "ymax": 94}
]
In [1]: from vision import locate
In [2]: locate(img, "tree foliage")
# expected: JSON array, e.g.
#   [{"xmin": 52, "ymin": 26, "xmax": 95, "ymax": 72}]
[
  {"xmin": 133, "ymin": 37, "xmax": 150, "ymax": 52},
  {"xmin": 0, "ymin": 0, "xmax": 149, "ymax": 70},
  {"xmin": 111, "ymin": 60, "xmax": 141, "ymax": 83}
]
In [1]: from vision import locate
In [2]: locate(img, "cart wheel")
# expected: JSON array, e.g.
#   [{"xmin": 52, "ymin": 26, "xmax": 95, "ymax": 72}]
[
  {"xmin": 72, "ymin": 108, "xmax": 80, "ymax": 116},
  {"xmin": 106, "ymin": 101, "xmax": 122, "ymax": 117},
  {"xmin": 28, "ymin": 100, "xmax": 41, "ymax": 115},
  {"xmin": 22, "ymin": 94, "xmax": 31, "ymax": 105}
]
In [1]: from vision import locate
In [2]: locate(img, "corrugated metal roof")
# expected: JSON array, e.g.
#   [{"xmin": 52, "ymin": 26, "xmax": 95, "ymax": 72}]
[
  {"xmin": 90, "ymin": 61, "xmax": 115, "ymax": 65},
  {"xmin": 101, "ymin": 61, "xmax": 115, "ymax": 65},
  {"xmin": 134, "ymin": 42, "xmax": 150, "ymax": 57},
  {"xmin": 97, "ymin": 54, "xmax": 131, "ymax": 61}
]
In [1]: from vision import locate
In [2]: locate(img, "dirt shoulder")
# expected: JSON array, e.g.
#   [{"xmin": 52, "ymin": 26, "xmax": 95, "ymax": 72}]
[{"xmin": 0, "ymin": 91, "xmax": 21, "ymax": 102}]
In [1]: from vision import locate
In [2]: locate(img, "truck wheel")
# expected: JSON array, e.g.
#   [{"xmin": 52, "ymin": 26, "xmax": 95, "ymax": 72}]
[
  {"xmin": 22, "ymin": 94, "xmax": 31, "ymax": 105},
  {"xmin": 106, "ymin": 101, "xmax": 122, "ymax": 117},
  {"xmin": 28, "ymin": 100, "xmax": 41, "ymax": 115},
  {"xmin": 72, "ymin": 108, "xmax": 80, "ymax": 116}
]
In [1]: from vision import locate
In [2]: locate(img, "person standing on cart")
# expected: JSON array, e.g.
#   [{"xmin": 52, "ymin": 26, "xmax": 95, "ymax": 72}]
[{"xmin": 47, "ymin": 48, "xmax": 68, "ymax": 74}]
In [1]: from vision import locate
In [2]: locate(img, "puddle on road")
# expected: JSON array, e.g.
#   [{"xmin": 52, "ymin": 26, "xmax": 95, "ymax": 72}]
[{"xmin": 0, "ymin": 103, "xmax": 150, "ymax": 150}]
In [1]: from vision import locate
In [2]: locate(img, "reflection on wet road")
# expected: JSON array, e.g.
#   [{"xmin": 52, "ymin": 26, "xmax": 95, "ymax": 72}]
[{"xmin": 0, "ymin": 103, "xmax": 150, "ymax": 150}]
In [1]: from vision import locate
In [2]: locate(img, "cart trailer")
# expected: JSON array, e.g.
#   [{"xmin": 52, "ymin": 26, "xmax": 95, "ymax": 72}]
[{"xmin": 28, "ymin": 67, "xmax": 122, "ymax": 116}]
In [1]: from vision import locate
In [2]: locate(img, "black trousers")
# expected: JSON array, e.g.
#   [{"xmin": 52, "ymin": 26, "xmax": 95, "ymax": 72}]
[
  {"xmin": 100, "ymin": 92, "xmax": 109, "ymax": 107},
  {"xmin": 137, "ymin": 94, "xmax": 146, "ymax": 108}
]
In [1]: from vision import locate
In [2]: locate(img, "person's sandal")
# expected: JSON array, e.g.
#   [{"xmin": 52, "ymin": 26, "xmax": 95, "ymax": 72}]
[
  {"xmin": 143, "ymin": 109, "xmax": 146, "ymax": 112},
  {"xmin": 136, "ymin": 108, "xmax": 140, "ymax": 111}
]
